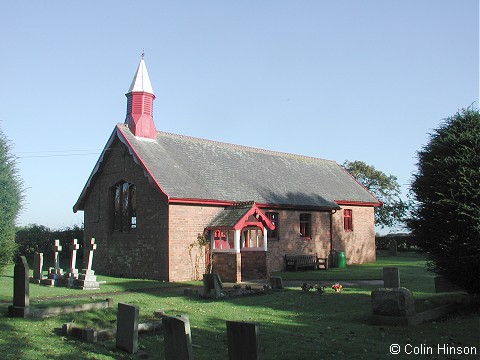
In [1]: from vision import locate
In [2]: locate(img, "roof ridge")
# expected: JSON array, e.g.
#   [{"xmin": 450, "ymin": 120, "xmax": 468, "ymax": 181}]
[{"xmin": 157, "ymin": 130, "xmax": 336, "ymax": 163}]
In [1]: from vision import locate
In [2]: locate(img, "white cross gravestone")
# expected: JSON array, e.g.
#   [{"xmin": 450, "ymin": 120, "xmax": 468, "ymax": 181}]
[
  {"xmin": 75, "ymin": 238, "xmax": 101, "ymax": 290},
  {"xmin": 65, "ymin": 239, "xmax": 80, "ymax": 287},
  {"xmin": 86, "ymin": 237, "xmax": 97, "ymax": 272},
  {"xmin": 53, "ymin": 239, "xmax": 63, "ymax": 276}
]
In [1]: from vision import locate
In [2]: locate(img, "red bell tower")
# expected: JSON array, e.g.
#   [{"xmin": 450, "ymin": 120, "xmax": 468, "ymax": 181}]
[{"xmin": 125, "ymin": 57, "xmax": 157, "ymax": 139}]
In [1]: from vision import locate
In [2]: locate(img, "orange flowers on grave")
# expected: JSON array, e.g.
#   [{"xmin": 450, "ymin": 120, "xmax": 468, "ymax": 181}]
[{"xmin": 331, "ymin": 283, "xmax": 343, "ymax": 293}]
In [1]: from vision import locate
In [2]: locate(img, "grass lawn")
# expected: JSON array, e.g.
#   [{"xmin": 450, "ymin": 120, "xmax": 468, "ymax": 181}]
[{"xmin": 0, "ymin": 254, "xmax": 478, "ymax": 359}]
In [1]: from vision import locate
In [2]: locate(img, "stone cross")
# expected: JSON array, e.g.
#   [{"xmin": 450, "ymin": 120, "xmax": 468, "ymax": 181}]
[
  {"xmin": 33, "ymin": 252, "xmax": 44, "ymax": 280},
  {"xmin": 53, "ymin": 239, "xmax": 63, "ymax": 275},
  {"xmin": 116, "ymin": 303, "xmax": 139, "ymax": 354},
  {"xmin": 226, "ymin": 320, "xmax": 260, "ymax": 360},
  {"xmin": 383, "ymin": 267, "xmax": 400, "ymax": 288},
  {"xmin": 8, "ymin": 256, "xmax": 30, "ymax": 317},
  {"xmin": 162, "ymin": 315, "xmax": 194, "ymax": 360},
  {"xmin": 86, "ymin": 238, "xmax": 97, "ymax": 271},
  {"xmin": 69, "ymin": 239, "xmax": 80, "ymax": 273}
]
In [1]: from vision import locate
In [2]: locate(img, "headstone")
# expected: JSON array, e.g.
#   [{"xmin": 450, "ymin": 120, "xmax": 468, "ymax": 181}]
[
  {"xmin": 52, "ymin": 239, "xmax": 64, "ymax": 276},
  {"xmin": 371, "ymin": 287, "xmax": 415, "ymax": 317},
  {"xmin": 8, "ymin": 256, "xmax": 30, "ymax": 317},
  {"xmin": 65, "ymin": 239, "xmax": 80, "ymax": 287},
  {"xmin": 31, "ymin": 252, "xmax": 44, "ymax": 283},
  {"xmin": 388, "ymin": 240, "xmax": 398, "ymax": 256},
  {"xmin": 203, "ymin": 273, "xmax": 223, "ymax": 298},
  {"xmin": 226, "ymin": 321, "xmax": 260, "ymax": 360},
  {"xmin": 269, "ymin": 276, "xmax": 283, "ymax": 290},
  {"xmin": 116, "ymin": 303, "xmax": 139, "ymax": 354},
  {"xmin": 75, "ymin": 238, "xmax": 101, "ymax": 290},
  {"xmin": 383, "ymin": 267, "xmax": 400, "ymax": 288},
  {"xmin": 162, "ymin": 315, "xmax": 194, "ymax": 360}
]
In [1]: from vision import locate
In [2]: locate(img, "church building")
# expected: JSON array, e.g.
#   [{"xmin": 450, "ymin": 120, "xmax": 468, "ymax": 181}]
[{"xmin": 74, "ymin": 58, "xmax": 381, "ymax": 282}]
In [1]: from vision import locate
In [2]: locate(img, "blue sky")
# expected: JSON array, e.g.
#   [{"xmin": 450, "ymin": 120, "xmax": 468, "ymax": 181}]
[{"xmin": 1, "ymin": 1, "xmax": 478, "ymax": 232}]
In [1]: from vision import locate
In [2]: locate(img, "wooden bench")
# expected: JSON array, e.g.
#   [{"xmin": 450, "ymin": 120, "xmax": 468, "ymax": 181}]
[{"xmin": 284, "ymin": 254, "xmax": 328, "ymax": 271}]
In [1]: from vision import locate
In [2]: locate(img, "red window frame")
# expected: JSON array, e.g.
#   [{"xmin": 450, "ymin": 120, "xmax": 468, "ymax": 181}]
[
  {"xmin": 344, "ymin": 209, "xmax": 353, "ymax": 231},
  {"xmin": 299, "ymin": 213, "xmax": 311, "ymax": 238}
]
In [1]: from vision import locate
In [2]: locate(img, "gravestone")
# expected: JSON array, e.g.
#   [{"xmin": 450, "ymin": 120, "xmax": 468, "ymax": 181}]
[
  {"xmin": 8, "ymin": 256, "xmax": 30, "ymax": 317},
  {"xmin": 203, "ymin": 273, "xmax": 223, "ymax": 298},
  {"xmin": 116, "ymin": 303, "xmax": 139, "ymax": 354},
  {"xmin": 371, "ymin": 287, "xmax": 415, "ymax": 317},
  {"xmin": 42, "ymin": 240, "xmax": 65, "ymax": 286},
  {"xmin": 226, "ymin": 320, "xmax": 260, "ymax": 360},
  {"xmin": 388, "ymin": 240, "xmax": 398, "ymax": 256},
  {"xmin": 52, "ymin": 239, "xmax": 64, "ymax": 276},
  {"xmin": 65, "ymin": 239, "xmax": 80, "ymax": 287},
  {"xmin": 162, "ymin": 315, "xmax": 194, "ymax": 360},
  {"xmin": 75, "ymin": 238, "xmax": 101, "ymax": 290},
  {"xmin": 31, "ymin": 252, "xmax": 44, "ymax": 284},
  {"xmin": 383, "ymin": 267, "xmax": 400, "ymax": 288},
  {"xmin": 269, "ymin": 276, "xmax": 283, "ymax": 290}
]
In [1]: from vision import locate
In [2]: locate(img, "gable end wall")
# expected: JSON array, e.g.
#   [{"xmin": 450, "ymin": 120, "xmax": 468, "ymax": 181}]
[{"xmin": 82, "ymin": 138, "xmax": 170, "ymax": 280}]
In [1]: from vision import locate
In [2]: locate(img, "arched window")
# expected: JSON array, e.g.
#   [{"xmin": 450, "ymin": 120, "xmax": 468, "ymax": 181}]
[{"xmin": 113, "ymin": 181, "xmax": 137, "ymax": 231}]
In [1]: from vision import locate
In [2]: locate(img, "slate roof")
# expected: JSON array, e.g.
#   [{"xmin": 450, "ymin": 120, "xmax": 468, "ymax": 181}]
[{"xmin": 77, "ymin": 123, "xmax": 379, "ymax": 210}]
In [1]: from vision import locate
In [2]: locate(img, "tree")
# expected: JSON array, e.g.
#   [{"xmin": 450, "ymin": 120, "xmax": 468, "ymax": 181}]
[
  {"xmin": 15, "ymin": 224, "xmax": 84, "ymax": 262},
  {"xmin": 408, "ymin": 108, "xmax": 480, "ymax": 295},
  {"xmin": 343, "ymin": 160, "xmax": 408, "ymax": 228},
  {"xmin": 0, "ymin": 126, "xmax": 23, "ymax": 270}
]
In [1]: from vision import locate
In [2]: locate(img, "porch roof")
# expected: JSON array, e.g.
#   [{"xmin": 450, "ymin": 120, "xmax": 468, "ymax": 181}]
[{"xmin": 206, "ymin": 202, "xmax": 275, "ymax": 231}]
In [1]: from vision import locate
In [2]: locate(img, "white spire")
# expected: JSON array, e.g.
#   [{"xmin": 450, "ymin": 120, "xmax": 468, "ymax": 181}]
[{"xmin": 127, "ymin": 58, "xmax": 154, "ymax": 94}]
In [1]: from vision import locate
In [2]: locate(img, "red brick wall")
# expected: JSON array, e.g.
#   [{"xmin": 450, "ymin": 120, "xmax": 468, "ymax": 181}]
[
  {"xmin": 168, "ymin": 204, "xmax": 223, "ymax": 282},
  {"xmin": 212, "ymin": 252, "xmax": 241, "ymax": 282},
  {"xmin": 82, "ymin": 138, "xmax": 170, "ymax": 280},
  {"xmin": 265, "ymin": 209, "xmax": 331, "ymax": 273},
  {"xmin": 81, "ymin": 137, "xmax": 376, "ymax": 282},
  {"xmin": 332, "ymin": 205, "xmax": 376, "ymax": 264},
  {"xmin": 241, "ymin": 251, "xmax": 267, "ymax": 279}
]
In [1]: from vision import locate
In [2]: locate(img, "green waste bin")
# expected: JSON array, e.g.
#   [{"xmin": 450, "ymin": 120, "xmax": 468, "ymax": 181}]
[{"xmin": 336, "ymin": 251, "xmax": 346, "ymax": 268}]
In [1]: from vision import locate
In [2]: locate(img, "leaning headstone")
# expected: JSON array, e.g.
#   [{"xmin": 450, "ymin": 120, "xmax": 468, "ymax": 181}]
[
  {"xmin": 75, "ymin": 238, "xmax": 101, "ymax": 290},
  {"xmin": 31, "ymin": 252, "xmax": 44, "ymax": 284},
  {"xmin": 226, "ymin": 321, "xmax": 260, "ymax": 360},
  {"xmin": 388, "ymin": 240, "xmax": 398, "ymax": 256},
  {"xmin": 383, "ymin": 267, "xmax": 400, "ymax": 288},
  {"xmin": 8, "ymin": 256, "xmax": 30, "ymax": 317},
  {"xmin": 116, "ymin": 303, "xmax": 139, "ymax": 354},
  {"xmin": 269, "ymin": 276, "xmax": 284, "ymax": 290},
  {"xmin": 162, "ymin": 315, "xmax": 194, "ymax": 360},
  {"xmin": 203, "ymin": 273, "xmax": 223, "ymax": 298},
  {"xmin": 65, "ymin": 239, "xmax": 80, "ymax": 287},
  {"xmin": 371, "ymin": 287, "xmax": 415, "ymax": 317}
]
